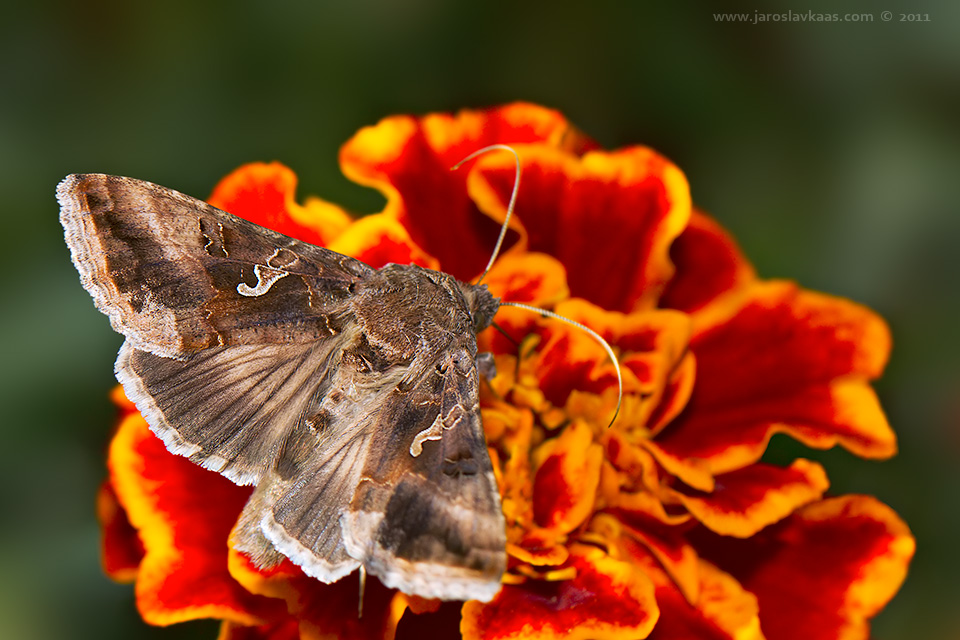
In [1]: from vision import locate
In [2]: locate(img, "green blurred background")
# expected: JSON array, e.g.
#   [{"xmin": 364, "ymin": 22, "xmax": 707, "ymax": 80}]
[{"xmin": 2, "ymin": 1, "xmax": 957, "ymax": 638}]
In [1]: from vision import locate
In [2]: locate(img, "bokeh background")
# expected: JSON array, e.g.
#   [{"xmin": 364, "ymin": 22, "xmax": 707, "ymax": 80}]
[{"xmin": 2, "ymin": 1, "xmax": 957, "ymax": 638}]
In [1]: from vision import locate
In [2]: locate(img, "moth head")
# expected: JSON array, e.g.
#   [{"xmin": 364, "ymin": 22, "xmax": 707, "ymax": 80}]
[{"xmin": 459, "ymin": 282, "xmax": 500, "ymax": 334}]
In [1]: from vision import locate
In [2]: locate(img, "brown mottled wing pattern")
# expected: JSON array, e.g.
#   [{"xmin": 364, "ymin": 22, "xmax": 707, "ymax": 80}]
[
  {"xmin": 58, "ymin": 174, "xmax": 506, "ymax": 602},
  {"xmin": 58, "ymin": 174, "xmax": 372, "ymax": 358},
  {"xmin": 257, "ymin": 265, "xmax": 506, "ymax": 599},
  {"xmin": 115, "ymin": 340, "xmax": 345, "ymax": 485},
  {"xmin": 342, "ymin": 338, "xmax": 506, "ymax": 601}
]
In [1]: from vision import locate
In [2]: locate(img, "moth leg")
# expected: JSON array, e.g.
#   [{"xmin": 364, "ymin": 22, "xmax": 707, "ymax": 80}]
[{"xmin": 476, "ymin": 352, "xmax": 497, "ymax": 380}]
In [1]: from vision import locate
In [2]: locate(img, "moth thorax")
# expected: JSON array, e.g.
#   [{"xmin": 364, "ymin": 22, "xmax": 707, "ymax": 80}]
[{"xmin": 459, "ymin": 283, "xmax": 500, "ymax": 334}]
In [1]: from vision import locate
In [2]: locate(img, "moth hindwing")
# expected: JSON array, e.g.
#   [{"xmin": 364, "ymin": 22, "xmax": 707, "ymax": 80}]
[{"xmin": 59, "ymin": 173, "xmax": 506, "ymax": 602}]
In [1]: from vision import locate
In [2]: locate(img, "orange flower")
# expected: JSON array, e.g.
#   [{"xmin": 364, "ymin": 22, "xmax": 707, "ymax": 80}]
[{"xmin": 97, "ymin": 103, "xmax": 914, "ymax": 640}]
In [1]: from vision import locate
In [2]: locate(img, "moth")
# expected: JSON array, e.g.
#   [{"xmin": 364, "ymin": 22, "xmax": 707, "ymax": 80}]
[{"xmin": 59, "ymin": 168, "xmax": 510, "ymax": 602}]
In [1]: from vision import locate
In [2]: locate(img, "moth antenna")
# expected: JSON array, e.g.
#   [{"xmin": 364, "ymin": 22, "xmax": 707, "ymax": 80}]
[
  {"xmin": 358, "ymin": 565, "xmax": 366, "ymax": 619},
  {"xmin": 450, "ymin": 144, "xmax": 521, "ymax": 286},
  {"xmin": 501, "ymin": 301, "xmax": 623, "ymax": 429}
]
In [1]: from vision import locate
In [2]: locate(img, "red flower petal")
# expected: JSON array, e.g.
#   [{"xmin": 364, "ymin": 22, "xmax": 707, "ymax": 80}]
[
  {"xmin": 600, "ymin": 431, "xmax": 661, "ymax": 498},
  {"xmin": 655, "ymin": 282, "xmax": 896, "ymax": 473},
  {"xmin": 602, "ymin": 515, "xmax": 701, "ymax": 605},
  {"xmin": 328, "ymin": 213, "xmax": 439, "ymax": 269},
  {"xmin": 646, "ymin": 353, "xmax": 696, "ymax": 435},
  {"xmin": 641, "ymin": 440, "xmax": 715, "ymax": 492},
  {"xmin": 507, "ymin": 528, "xmax": 571, "ymax": 567},
  {"xmin": 298, "ymin": 575, "xmax": 402, "ymax": 640},
  {"xmin": 486, "ymin": 401, "xmax": 538, "ymax": 539},
  {"xmin": 468, "ymin": 146, "xmax": 691, "ymax": 311},
  {"xmin": 96, "ymin": 480, "xmax": 144, "ymax": 582},
  {"xmin": 208, "ymin": 162, "xmax": 351, "ymax": 246},
  {"xmin": 110, "ymin": 384, "xmax": 138, "ymax": 415},
  {"xmin": 532, "ymin": 420, "xmax": 603, "ymax": 533},
  {"xmin": 693, "ymin": 495, "xmax": 915, "ymax": 640},
  {"xmin": 667, "ymin": 460, "xmax": 830, "ymax": 537},
  {"xmin": 483, "ymin": 252, "xmax": 570, "ymax": 306},
  {"xmin": 646, "ymin": 560, "xmax": 763, "ymax": 640},
  {"xmin": 340, "ymin": 103, "xmax": 597, "ymax": 280},
  {"xmin": 461, "ymin": 545, "xmax": 659, "ymax": 640},
  {"xmin": 477, "ymin": 252, "xmax": 571, "ymax": 355},
  {"xmin": 660, "ymin": 209, "xmax": 755, "ymax": 313},
  {"xmin": 229, "ymin": 548, "xmax": 403, "ymax": 640},
  {"xmin": 615, "ymin": 519, "xmax": 764, "ymax": 639},
  {"xmin": 218, "ymin": 618, "xmax": 301, "ymax": 640},
  {"xmin": 599, "ymin": 437, "xmax": 692, "ymax": 527},
  {"xmin": 109, "ymin": 415, "xmax": 282, "ymax": 626},
  {"xmin": 532, "ymin": 299, "xmax": 691, "ymax": 410}
]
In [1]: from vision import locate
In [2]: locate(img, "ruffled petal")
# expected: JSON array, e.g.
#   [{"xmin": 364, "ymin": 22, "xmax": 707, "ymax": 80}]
[
  {"xmin": 461, "ymin": 545, "xmax": 659, "ymax": 640},
  {"xmin": 594, "ymin": 515, "xmax": 701, "ymax": 605},
  {"xmin": 693, "ymin": 495, "xmax": 914, "ymax": 640},
  {"xmin": 227, "ymin": 549, "xmax": 302, "ymax": 614},
  {"xmin": 208, "ymin": 162, "xmax": 351, "ymax": 247},
  {"xmin": 610, "ymin": 518, "xmax": 765, "ymax": 639},
  {"xmin": 667, "ymin": 460, "xmax": 830, "ymax": 537},
  {"xmin": 468, "ymin": 146, "xmax": 691, "ymax": 311},
  {"xmin": 600, "ymin": 454, "xmax": 692, "ymax": 527},
  {"xmin": 229, "ymin": 548, "xmax": 403, "ymax": 640},
  {"xmin": 646, "ymin": 560, "xmax": 765, "ymax": 640},
  {"xmin": 482, "ymin": 252, "xmax": 570, "ymax": 306},
  {"xmin": 507, "ymin": 527, "xmax": 571, "ymax": 567},
  {"xmin": 646, "ymin": 353, "xmax": 696, "ymax": 435},
  {"xmin": 96, "ymin": 480, "xmax": 144, "ymax": 583},
  {"xmin": 599, "ymin": 431, "xmax": 662, "ymax": 505},
  {"xmin": 532, "ymin": 299, "xmax": 691, "ymax": 412},
  {"xmin": 328, "ymin": 212, "xmax": 438, "ymax": 269},
  {"xmin": 298, "ymin": 575, "xmax": 402, "ymax": 640},
  {"xmin": 655, "ymin": 282, "xmax": 896, "ymax": 473},
  {"xmin": 660, "ymin": 210, "xmax": 755, "ymax": 313},
  {"xmin": 532, "ymin": 420, "xmax": 603, "ymax": 533},
  {"xmin": 110, "ymin": 383, "xmax": 138, "ymax": 414},
  {"xmin": 474, "ymin": 252, "xmax": 570, "ymax": 356},
  {"xmin": 108, "ymin": 415, "xmax": 282, "ymax": 626},
  {"xmin": 641, "ymin": 440, "xmax": 715, "ymax": 492},
  {"xmin": 340, "ymin": 103, "xmax": 596, "ymax": 279},
  {"xmin": 484, "ymin": 400, "xmax": 542, "ymax": 555},
  {"xmin": 218, "ymin": 618, "xmax": 301, "ymax": 640}
]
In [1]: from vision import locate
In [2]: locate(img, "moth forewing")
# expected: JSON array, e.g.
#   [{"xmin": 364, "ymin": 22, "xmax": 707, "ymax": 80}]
[
  {"xmin": 58, "ymin": 173, "xmax": 374, "ymax": 358},
  {"xmin": 59, "ymin": 173, "xmax": 506, "ymax": 602}
]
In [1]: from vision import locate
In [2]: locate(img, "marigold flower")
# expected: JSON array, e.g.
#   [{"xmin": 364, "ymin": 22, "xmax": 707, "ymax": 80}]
[{"xmin": 97, "ymin": 103, "xmax": 914, "ymax": 640}]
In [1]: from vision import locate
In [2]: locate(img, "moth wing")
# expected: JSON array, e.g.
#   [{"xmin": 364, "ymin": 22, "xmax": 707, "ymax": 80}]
[
  {"xmin": 59, "ymin": 173, "xmax": 373, "ymax": 358},
  {"xmin": 343, "ymin": 342, "xmax": 507, "ymax": 602},
  {"xmin": 255, "ymin": 430, "xmax": 372, "ymax": 582},
  {"xmin": 116, "ymin": 337, "xmax": 350, "ymax": 486},
  {"xmin": 253, "ymin": 362, "xmax": 416, "ymax": 583}
]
